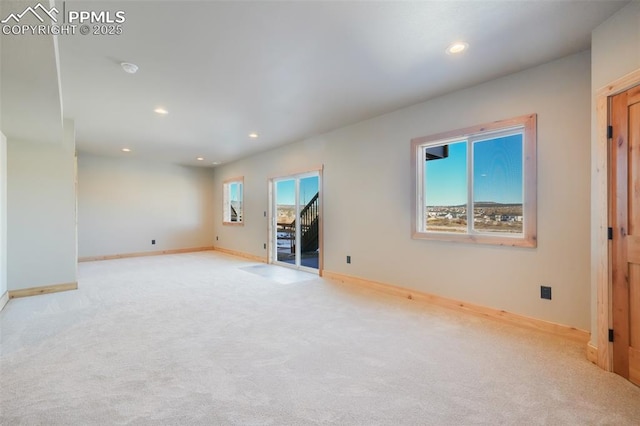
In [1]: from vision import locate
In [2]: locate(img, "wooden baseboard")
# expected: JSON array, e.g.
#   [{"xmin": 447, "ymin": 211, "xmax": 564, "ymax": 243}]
[
  {"xmin": 213, "ymin": 247, "xmax": 267, "ymax": 263},
  {"xmin": 0, "ymin": 291, "xmax": 8, "ymax": 312},
  {"xmin": 323, "ymin": 271, "xmax": 590, "ymax": 343},
  {"xmin": 9, "ymin": 282, "xmax": 78, "ymax": 299},
  {"xmin": 587, "ymin": 342, "xmax": 598, "ymax": 365},
  {"xmin": 629, "ymin": 347, "xmax": 640, "ymax": 385},
  {"xmin": 78, "ymin": 246, "xmax": 215, "ymax": 262}
]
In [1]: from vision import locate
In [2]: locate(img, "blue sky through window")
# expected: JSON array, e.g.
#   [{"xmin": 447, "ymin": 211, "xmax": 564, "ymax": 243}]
[
  {"xmin": 425, "ymin": 134, "xmax": 522, "ymax": 206},
  {"xmin": 473, "ymin": 134, "xmax": 523, "ymax": 204},
  {"xmin": 229, "ymin": 182, "xmax": 242, "ymax": 202},
  {"xmin": 276, "ymin": 176, "xmax": 319, "ymax": 205},
  {"xmin": 425, "ymin": 141, "xmax": 467, "ymax": 206}
]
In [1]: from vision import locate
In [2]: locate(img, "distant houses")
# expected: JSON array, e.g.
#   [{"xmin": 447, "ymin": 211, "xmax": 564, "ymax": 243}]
[{"xmin": 426, "ymin": 204, "xmax": 523, "ymax": 226}]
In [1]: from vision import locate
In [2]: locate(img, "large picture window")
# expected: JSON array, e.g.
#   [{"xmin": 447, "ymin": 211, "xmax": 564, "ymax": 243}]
[
  {"xmin": 411, "ymin": 114, "xmax": 536, "ymax": 247},
  {"xmin": 223, "ymin": 177, "xmax": 243, "ymax": 225}
]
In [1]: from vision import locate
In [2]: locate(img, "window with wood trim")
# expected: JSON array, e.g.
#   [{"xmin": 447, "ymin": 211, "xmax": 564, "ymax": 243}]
[
  {"xmin": 411, "ymin": 114, "xmax": 537, "ymax": 247},
  {"xmin": 223, "ymin": 177, "xmax": 243, "ymax": 225}
]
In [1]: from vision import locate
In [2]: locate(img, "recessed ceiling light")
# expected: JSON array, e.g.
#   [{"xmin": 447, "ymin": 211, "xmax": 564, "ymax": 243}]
[
  {"xmin": 212, "ymin": 161, "xmax": 221, "ymax": 165},
  {"xmin": 120, "ymin": 62, "xmax": 139, "ymax": 74},
  {"xmin": 446, "ymin": 42, "xmax": 469, "ymax": 55},
  {"xmin": 196, "ymin": 157, "xmax": 204, "ymax": 161},
  {"xmin": 122, "ymin": 148, "xmax": 131, "ymax": 152},
  {"xmin": 248, "ymin": 132, "xmax": 259, "ymax": 139},
  {"xmin": 154, "ymin": 108, "xmax": 169, "ymax": 115}
]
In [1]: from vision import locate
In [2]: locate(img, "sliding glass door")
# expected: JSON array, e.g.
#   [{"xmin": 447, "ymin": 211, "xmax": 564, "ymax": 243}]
[{"xmin": 272, "ymin": 172, "xmax": 320, "ymax": 272}]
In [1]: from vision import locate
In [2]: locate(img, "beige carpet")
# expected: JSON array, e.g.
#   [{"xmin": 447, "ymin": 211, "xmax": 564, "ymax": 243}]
[{"xmin": 1, "ymin": 251, "xmax": 639, "ymax": 425}]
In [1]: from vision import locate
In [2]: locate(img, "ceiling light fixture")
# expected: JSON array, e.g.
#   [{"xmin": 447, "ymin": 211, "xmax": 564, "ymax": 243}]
[
  {"xmin": 248, "ymin": 132, "xmax": 259, "ymax": 139},
  {"xmin": 122, "ymin": 148, "xmax": 131, "ymax": 152},
  {"xmin": 446, "ymin": 42, "xmax": 469, "ymax": 55},
  {"xmin": 120, "ymin": 62, "xmax": 139, "ymax": 74},
  {"xmin": 196, "ymin": 157, "xmax": 204, "ymax": 161},
  {"xmin": 212, "ymin": 161, "xmax": 221, "ymax": 165},
  {"xmin": 154, "ymin": 108, "xmax": 169, "ymax": 115}
]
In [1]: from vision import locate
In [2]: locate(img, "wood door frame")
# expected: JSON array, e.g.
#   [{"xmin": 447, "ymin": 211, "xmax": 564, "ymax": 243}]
[
  {"xmin": 267, "ymin": 166, "xmax": 324, "ymax": 276},
  {"xmin": 595, "ymin": 68, "xmax": 640, "ymax": 371}
]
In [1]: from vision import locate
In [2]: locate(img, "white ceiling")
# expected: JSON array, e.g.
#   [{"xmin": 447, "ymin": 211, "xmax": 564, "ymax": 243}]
[{"xmin": 1, "ymin": 1, "xmax": 629, "ymax": 166}]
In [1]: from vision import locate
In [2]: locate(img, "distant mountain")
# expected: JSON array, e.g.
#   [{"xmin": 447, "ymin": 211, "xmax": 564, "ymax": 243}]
[
  {"xmin": 474, "ymin": 202, "xmax": 522, "ymax": 208},
  {"xmin": 427, "ymin": 202, "xmax": 522, "ymax": 208}
]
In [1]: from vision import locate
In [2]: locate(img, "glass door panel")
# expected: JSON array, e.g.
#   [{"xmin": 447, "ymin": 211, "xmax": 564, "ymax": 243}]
[
  {"xmin": 299, "ymin": 176, "xmax": 319, "ymax": 269},
  {"xmin": 272, "ymin": 173, "xmax": 320, "ymax": 271},
  {"xmin": 275, "ymin": 179, "xmax": 296, "ymax": 265}
]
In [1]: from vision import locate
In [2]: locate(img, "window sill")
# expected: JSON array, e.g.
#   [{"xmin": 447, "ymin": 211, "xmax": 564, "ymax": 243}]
[{"xmin": 411, "ymin": 231, "xmax": 536, "ymax": 248}]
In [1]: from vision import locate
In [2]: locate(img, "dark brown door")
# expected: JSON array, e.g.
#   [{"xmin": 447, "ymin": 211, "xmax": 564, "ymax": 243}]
[{"xmin": 611, "ymin": 84, "xmax": 640, "ymax": 386}]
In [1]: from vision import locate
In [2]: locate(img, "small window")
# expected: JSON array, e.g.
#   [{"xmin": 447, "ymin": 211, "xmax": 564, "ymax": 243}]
[
  {"xmin": 411, "ymin": 114, "xmax": 536, "ymax": 247},
  {"xmin": 223, "ymin": 177, "xmax": 243, "ymax": 225}
]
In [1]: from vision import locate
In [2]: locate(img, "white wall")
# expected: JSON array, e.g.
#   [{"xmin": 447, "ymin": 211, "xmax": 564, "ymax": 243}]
[
  {"xmin": 590, "ymin": 1, "xmax": 640, "ymax": 341},
  {"xmin": 0, "ymin": 33, "xmax": 6, "ymax": 304},
  {"xmin": 214, "ymin": 51, "xmax": 592, "ymax": 331},
  {"xmin": 7, "ymin": 121, "xmax": 77, "ymax": 291},
  {"xmin": 0, "ymin": 131, "xmax": 7, "ymax": 303},
  {"xmin": 78, "ymin": 154, "xmax": 215, "ymax": 258},
  {"xmin": 591, "ymin": 1, "xmax": 640, "ymax": 91}
]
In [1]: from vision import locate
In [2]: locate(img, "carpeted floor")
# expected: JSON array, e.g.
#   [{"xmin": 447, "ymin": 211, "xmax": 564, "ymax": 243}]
[{"xmin": 1, "ymin": 251, "xmax": 639, "ymax": 425}]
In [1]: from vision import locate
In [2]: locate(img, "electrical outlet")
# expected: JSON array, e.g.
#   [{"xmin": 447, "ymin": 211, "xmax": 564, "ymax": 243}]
[
  {"xmin": 263, "ymin": 243, "xmax": 267, "ymax": 249},
  {"xmin": 346, "ymin": 255, "xmax": 351, "ymax": 264},
  {"xmin": 152, "ymin": 239, "xmax": 156, "ymax": 245},
  {"xmin": 541, "ymin": 286, "xmax": 552, "ymax": 300},
  {"xmin": 216, "ymin": 236, "xmax": 219, "ymax": 241}
]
